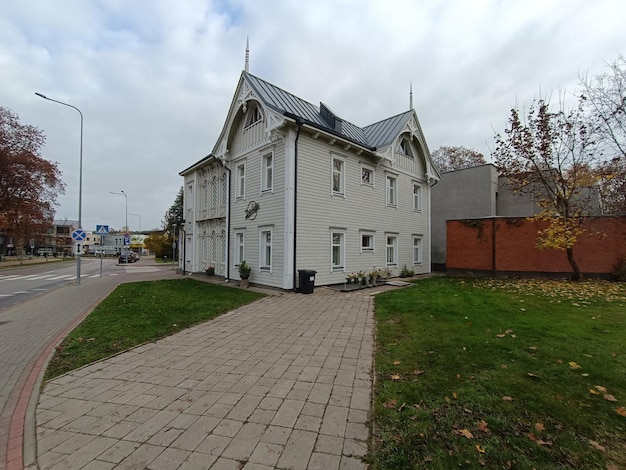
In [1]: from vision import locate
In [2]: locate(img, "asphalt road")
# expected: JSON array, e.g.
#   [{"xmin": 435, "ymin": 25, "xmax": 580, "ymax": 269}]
[{"xmin": 0, "ymin": 258, "xmax": 123, "ymax": 310}]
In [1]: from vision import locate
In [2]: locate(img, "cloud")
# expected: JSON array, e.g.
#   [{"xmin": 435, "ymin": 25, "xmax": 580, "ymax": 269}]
[{"xmin": 1, "ymin": 0, "xmax": 624, "ymax": 231}]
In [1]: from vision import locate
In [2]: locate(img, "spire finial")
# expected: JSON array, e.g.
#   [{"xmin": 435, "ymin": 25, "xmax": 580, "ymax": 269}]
[
  {"xmin": 409, "ymin": 82, "xmax": 413, "ymax": 110},
  {"xmin": 244, "ymin": 36, "xmax": 249, "ymax": 73}
]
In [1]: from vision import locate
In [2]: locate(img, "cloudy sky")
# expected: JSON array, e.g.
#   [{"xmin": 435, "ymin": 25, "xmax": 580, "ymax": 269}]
[{"xmin": 2, "ymin": 0, "xmax": 624, "ymax": 232}]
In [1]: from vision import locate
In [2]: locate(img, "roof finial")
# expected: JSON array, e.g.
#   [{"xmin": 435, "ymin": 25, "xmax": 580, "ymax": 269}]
[
  {"xmin": 409, "ymin": 81, "xmax": 413, "ymax": 110},
  {"xmin": 244, "ymin": 36, "xmax": 249, "ymax": 73}
]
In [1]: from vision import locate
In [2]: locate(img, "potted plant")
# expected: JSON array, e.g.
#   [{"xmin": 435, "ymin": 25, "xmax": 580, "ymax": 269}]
[
  {"xmin": 238, "ymin": 260, "xmax": 251, "ymax": 288},
  {"xmin": 205, "ymin": 265, "xmax": 215, "ymax": 276}
]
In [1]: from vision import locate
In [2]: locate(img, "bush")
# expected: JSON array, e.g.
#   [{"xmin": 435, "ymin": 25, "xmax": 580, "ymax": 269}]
[{"xmin": 399, "ymin": 265, "xmax": 414, "ymax": 277}]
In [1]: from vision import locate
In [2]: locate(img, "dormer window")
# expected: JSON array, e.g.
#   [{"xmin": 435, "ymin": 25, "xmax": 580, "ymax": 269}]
[
  {"xmin": 245, "ymin": 105, "xmax": 262, "ymax": 128},
  {"xmin": 397, "ymin": 138, "xmax": 414, "ymax": 158}
]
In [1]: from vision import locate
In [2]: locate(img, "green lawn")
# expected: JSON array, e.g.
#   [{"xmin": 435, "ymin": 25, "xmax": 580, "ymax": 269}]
[
  {"xmin": 44, "ymin": 278, "xmax": 264, "ymax": 380},
  {"xmin": 370, "ymin": 277, "xmax": 626, "ymax": 469}
]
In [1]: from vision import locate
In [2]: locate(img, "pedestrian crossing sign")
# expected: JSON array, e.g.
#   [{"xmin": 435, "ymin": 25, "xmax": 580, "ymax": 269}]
[{"xmin": 96, "ymin": 225, "xmax": 109, "ymax": 235}]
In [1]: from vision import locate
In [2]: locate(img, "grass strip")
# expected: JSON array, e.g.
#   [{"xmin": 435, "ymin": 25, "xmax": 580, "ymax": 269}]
[{"xmin": 44, "ymin": 278, "xmax": 264, "ymax": 380}]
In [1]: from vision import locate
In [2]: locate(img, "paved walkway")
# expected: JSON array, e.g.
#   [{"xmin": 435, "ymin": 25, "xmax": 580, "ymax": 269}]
[
  {"xmin": 35, "ymin": 286, "xmax": 383, "ymax": 470},
  {"xmin": 1, "ymin": 260, "xmax": 410, "ymax": 470}
]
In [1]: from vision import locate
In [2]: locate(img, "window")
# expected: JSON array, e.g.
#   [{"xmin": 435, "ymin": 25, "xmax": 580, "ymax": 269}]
[
  {"xmin": 331, "ymin": 232, "xmax": 345, "ymax": 270},
  {"xmin": 202, "ymin": 231, "xmax": 209, "ymax": 263},
  {"xmin": 397, "ymin": 138, "xmax": 414, "ymax": 158},
  {"xmin": 413, "ymin": 236, "xmax": 422, "ymax": 264},
  {"xmin": 361, "ymin": 166, "xmax": 374, "ymax": 186},
  {"xmin": 221, "ymin": 172, "xmax": 228, "ymax": 205},
  {"xmin": 386, "ymin": 175, "xmax": 397, "ymax": 206},
  {"xmin": 234, "ymin": 232, "xmax": 244, "ymax": 265},
  {"xmin": 332, "ymin": 157, "xmax": 345, "ymax": 195},
  {"xmin": 260, "ymin": 230, "xmax": 272, "ymax": 270},
  {"xmin": 236, "ymin": 163, "xmax": 245, "ymax": 199},
  {"xmin": 413, "ymin": 183, "xmax": 422, "ymax": 212},
  {"xmin": 212, "ymin": 175, "xmax": 217, "ymax": 209},
  {"xmin": 361, "ymin": 233, "xmax": 374, "ymax": 252},
  {"xmin": 221, "ymin": 230, "xmax": 226, "ymax": 266},
  {"xmin": 211, "ymin": 231, "xmax": 217, "ymax": 263},
  {"xmin": 262, "ymin": 153, "xmax": 273, "ymax": 192},
  {"xmin": 203, "ymin": 179, "xmax": 209, "ymax": 211},
  {"xmin": 386, "ymin": 235, "xmax": 397, "ymax": 266},
  {"xmin": 245, "ymin": 105, "xmax": 262, "ymax": 128}
]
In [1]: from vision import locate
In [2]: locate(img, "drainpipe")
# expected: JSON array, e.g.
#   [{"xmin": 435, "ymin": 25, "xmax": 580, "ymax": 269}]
[{"xmin": 292, "ymin": 118, "xmax": 304, "ymax": 291}]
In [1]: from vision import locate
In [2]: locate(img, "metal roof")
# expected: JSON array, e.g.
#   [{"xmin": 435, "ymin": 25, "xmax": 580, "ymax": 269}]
[{"xmin": 244, "ymin": 72, "xmax": 410, "ymax": 150}]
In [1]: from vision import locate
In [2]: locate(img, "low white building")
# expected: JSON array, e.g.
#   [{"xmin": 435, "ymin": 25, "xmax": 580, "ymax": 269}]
[{"xmin": 180, "ymin": 68, "xmax": 440, "ymax": 290}]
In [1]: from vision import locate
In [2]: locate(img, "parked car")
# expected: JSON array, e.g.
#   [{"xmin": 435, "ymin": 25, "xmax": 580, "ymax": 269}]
[{"xmin": 118, "ymin": 253, "xmax": 136, "ymax": 264}]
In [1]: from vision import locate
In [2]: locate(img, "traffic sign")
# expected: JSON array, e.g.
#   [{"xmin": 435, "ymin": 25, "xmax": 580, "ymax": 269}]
[
  {"xmin": 71, "ymin": 229, "xmax": 87, "ymax": 241},
  {"xmin": 96, "ymin": 224, "xmax": 109, "ymax": 235},
  {"xmin": 123, "ymin": 233, "xmax": 131, "ymax": 246}
]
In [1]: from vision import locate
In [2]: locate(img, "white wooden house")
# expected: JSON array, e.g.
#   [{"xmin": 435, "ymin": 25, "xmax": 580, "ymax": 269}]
[{"xmin": 179, "ymin": 70, "xmax": 440, "ymax": 290}]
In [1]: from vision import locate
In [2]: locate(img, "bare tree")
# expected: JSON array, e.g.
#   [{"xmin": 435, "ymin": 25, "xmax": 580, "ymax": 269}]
[
  {"xmin": 579, "ymin": 55, "xmax": 626, "ymax": 160},
  {"xmin": 0, "ymin": 107, "xmax": 65, "ymax": 261},
  {"xmin": 493, "ymin": 98, "xmax": 600, "ymax": 280},
  {"xmin": 431, "ymin": 146, "xmax": 486, "ymax": 173}
]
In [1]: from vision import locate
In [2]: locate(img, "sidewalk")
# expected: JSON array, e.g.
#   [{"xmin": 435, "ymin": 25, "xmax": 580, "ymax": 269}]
[
  {"xmin": 33, "ymin": 284, "xmax": 386, "ymax": 469},
  {"xmin": 0, "ymin": 260, "xmax": 180, "ymax": 470}
]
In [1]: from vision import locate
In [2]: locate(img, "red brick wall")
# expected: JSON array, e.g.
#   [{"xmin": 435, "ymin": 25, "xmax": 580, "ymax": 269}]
[{"xmin": 447, "ymin": 216, "xmax": 626, "ymax": 276}]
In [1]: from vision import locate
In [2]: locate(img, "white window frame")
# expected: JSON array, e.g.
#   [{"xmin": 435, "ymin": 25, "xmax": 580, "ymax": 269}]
[
  {"xmin": 260, "ymin": 229, "xmax": 272, "ymax": 271},
  {"xmin": 361, "ymin": 164, "xmax": 375, "ymax": 187},
  {"xmin": 413, "ymin": 183, "xmax": 422, "ymax": 212},
  {"xmin": 262, "ymin": 152, "xmax": 273, "ymax": 192},
  {"xmin": 221, "ymin": 172, "xmax": 228, "ymax": 205},
  {"xmin": 234, "ymin": 231, "xmax": 245, "ymax": 266},
  {"xmin": 331, "ymin": 230, "xmax": 345, "ymax": 271},
  {"xmin": 236, "ymin": 162, "xmax": 246, "ymax": 199},
  {"xmin": 331, "ymin": 156, "xmax": 346, "ymax": 196},
  {"xmin": 211, "ymin": 175, "xmax": 218, "ymax": 209},
  {"xmin": 360, "ymin": 231, "xmax": 375, "ymax": 253},
  {"xmin": 386, "ymin": 234, "xmax": 398, "ymax": 266},
  {"xmin": 386, "ymin": 174, "xmax": 397, "ymax": 207},
  {"xmin": 413, "ymin": 235, "xmax": 423, "ymax": 265}
]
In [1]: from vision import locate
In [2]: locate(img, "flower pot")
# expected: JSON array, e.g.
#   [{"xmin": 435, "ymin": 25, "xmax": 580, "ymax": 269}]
[{"xmin": 240, "ymin": 279, "xmax": 249, "ymax": 289}]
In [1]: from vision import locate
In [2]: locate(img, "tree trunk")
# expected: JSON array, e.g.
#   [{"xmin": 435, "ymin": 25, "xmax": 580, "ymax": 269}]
[{"xmin": 566, "ymin": 247, "xmax": 583, "ymax": 280}]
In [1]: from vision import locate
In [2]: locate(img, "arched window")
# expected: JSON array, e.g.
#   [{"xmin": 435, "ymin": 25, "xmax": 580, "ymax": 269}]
[
  {"xmin": 222, "ymin": 172, "xmax": 228, "ymax": 205},
  {"xmin": 397, "ymin": 137, "xmax": 414, "ymax": 158},
  {"xmin": 221, "ymin": 229, "xmax": 226, "ymax": 265},
  {"xmin": 211, "ymin": 231, "xmax": 217, "ymax": 262},
  {"xmin": 202, "ymin": 179, "xmax": 209, "ymax": 211},
  {"xmin": 212, "ymin": 175, "xmax": 217, "ymax": 209},
  {"xmin": 244, "ymin": 104, "xmax": 262, "ymax": 128}
]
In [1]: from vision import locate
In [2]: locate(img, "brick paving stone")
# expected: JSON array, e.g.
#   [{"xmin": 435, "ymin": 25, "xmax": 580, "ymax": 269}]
[{"xmin": 12, "ymin": 279, "xmax": 417, "ymax": 469}]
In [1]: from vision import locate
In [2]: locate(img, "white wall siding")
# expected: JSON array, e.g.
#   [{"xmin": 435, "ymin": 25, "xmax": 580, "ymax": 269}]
[{"xmin": 295, "ymin": 133, "xmax": 432, "ymax": 287}]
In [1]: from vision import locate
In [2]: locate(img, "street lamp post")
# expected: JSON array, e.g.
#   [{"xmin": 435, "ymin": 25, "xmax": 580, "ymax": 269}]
[
  {"xmin": 130, "ymin": 213, "xmax": 141, "ymax": 258},
  {"xmin": 110, "ymin": 191, "xmax": 128, "ymax": 232},
  {"xmin": 35, "ymin": 92, "xmax": 83, "ymax": 285}
]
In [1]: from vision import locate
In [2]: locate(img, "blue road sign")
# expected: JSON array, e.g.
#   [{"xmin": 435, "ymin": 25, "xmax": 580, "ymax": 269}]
[
  {"xmin": 96, "ymin": 224, "xmax": 109, "ymax": 235},
  {"xmin": 71, "ymin": 229, "xmax": 87, "ymax": 241},
  {"xmin": 123, "ymin": 233, "xmax": 131, "ymax": 246}
]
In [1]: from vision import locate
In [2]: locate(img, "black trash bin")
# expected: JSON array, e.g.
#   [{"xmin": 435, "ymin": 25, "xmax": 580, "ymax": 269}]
[{"xmin": 298, "ymin": 269, "xmax": 317, "ymax": 294}]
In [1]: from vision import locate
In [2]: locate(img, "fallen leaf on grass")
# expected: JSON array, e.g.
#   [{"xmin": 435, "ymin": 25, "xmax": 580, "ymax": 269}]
[
  {"xmin": 589, "ymin": 440, "xmax": 606, "ymax": 452},
  {"xmin": 616, "ymin": 407, "xmax": 626, "ymax": 417},
  {"xmin": 496, "ymin": 334, "xmax": 506, "ymax": 338},
  {"xmin": 454, "ymin": 428, "xmax": 474, "ymax": 439},
  {"xmin": 527, "ymin": 373, "xmax": 541, "ymax": 379},
  {"xmin": 392, "ymin": 361, "xmax": 401, "ymax": 365},
  {"xmin": 590, "ymin": 389, "xmax": 600, "ymax": 395},
  {"xmin": 502, "ymin": 396, "xmax": 514, "ymax": 401},
  {"xmin": 595, "ymin": 385, "xmax": 607, "ymax": 393},
  {"xmin": 383, "ymin": 399, "xmax": 397, "ymax": 409},
  {"xmin": 475, "ymin": 444, "xmax": 486, "ymax": 453},
  {"xmin": 413, "ymin": 369, "xmax": 425, "ymax": 376},
  {"xmin": 569, "ymin": 361, "xmax": 582, "ymax": 369},
  {"xmin": 390, "ymin": 374, "xmax": 401, "ymax": 381},
  {"xmin": 534, "ymin": 423, "xmax": 545, "ymax": 432},
  {"xmin": 603, "ymin": 394, "xmax": 618, "ymax": 402},
  {"xmin": 528, "ymin": 433, "xmax": 552, "ymax": 446},
  {"xmin": 452, "ymin": 392, "xmax": 458, "ymax": 399},
  {"xmin": 478, "ymin": 420, "xmax": 490, "ymax": 433}
]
